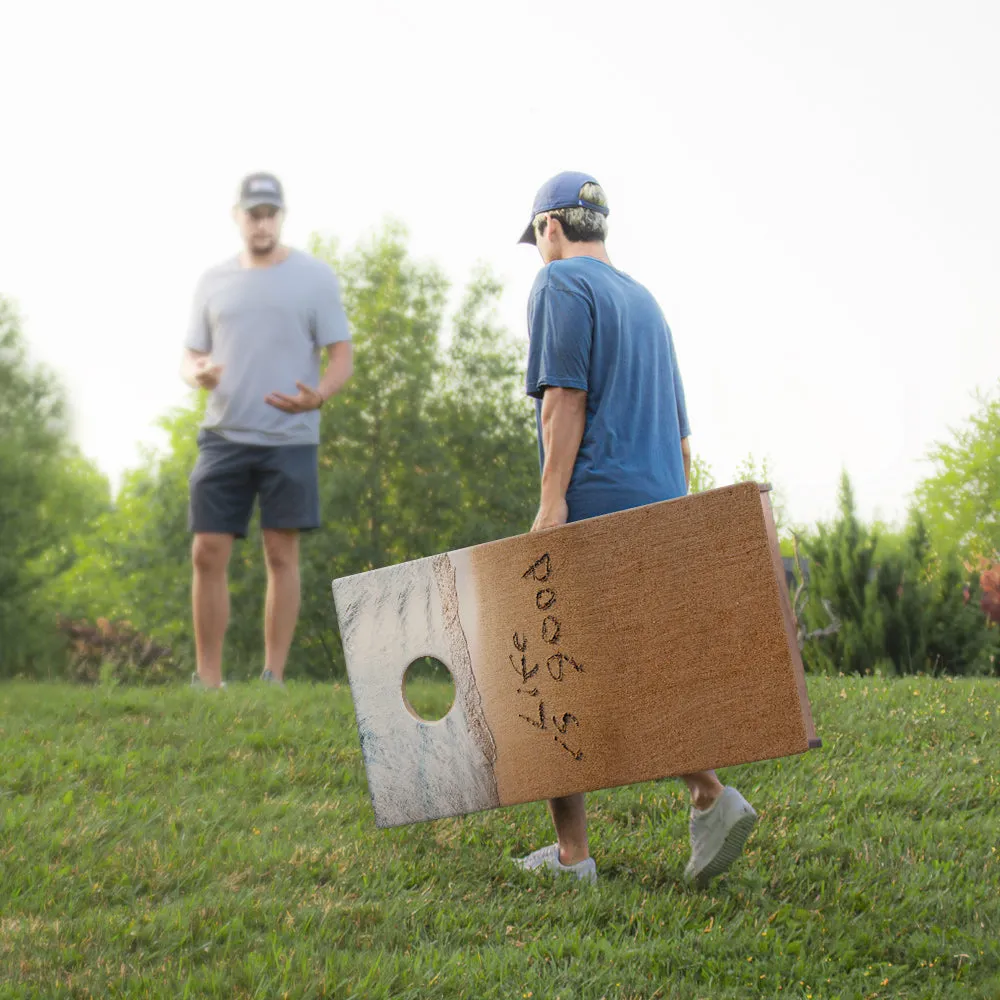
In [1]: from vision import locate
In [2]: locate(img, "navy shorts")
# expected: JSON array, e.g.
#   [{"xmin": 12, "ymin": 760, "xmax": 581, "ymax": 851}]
[{"xmin": 188, "ymin": 429, "xmax": 321, "ymax": 538}]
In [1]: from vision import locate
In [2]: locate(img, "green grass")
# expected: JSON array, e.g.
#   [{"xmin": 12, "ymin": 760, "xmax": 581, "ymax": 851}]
[{"xmin": 0, "ymin": 676, "xmax": 996, "ymax": 1000}]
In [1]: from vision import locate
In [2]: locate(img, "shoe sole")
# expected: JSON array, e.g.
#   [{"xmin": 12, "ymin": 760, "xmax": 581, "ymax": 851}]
[{"xmin": 693, "ymin": 811, "xmax": 757, "ymax": 887}]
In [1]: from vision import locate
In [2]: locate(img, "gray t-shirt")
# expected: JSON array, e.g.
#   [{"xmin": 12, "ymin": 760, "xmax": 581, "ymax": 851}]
[{"xmin": 185, "ymin": 249, "xmax": 351, "ymax": 446}]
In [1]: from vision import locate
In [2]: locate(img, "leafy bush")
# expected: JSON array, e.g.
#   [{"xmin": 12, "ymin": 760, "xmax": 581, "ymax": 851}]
[{"xmin": 57, "ymin": 617, "xmax": 182, "ymax": 686}]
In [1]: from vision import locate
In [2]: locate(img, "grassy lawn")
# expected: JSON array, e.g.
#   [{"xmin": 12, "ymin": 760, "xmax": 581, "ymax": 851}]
[{"xmin": 0, "ymin": 675, "xmax": 996, "ymax": 999}]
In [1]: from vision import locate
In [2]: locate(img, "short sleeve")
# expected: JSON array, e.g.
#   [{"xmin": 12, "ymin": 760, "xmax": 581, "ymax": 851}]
[
  {"xmin": 667, "ymin": 326, "xmax": 691, "ymax": 438},
  {"xmin": 525, "ymin": 282, "xmax": 593, "ymax": 400},
  {"xmin": 184, "ymin": 275, "xmax": 212, "ymax": 353},
  {"xmin": 313, "ymin": 267, "xmax": 352, "ymax": 347}
]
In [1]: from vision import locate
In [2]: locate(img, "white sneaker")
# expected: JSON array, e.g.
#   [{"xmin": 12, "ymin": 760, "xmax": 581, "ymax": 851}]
[
  {"xmin": 685, "ymin": 786, "xmax": 757, "ymax": 886},
  {"xmin": 514, "ymin": 844, "xmax": 597, "ymax": 884},
  {"xmin": 190, "ymin": 672, "xmax": 226, "ymax": 690}
]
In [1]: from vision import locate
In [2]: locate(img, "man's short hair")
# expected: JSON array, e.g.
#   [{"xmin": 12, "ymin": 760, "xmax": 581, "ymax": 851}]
[{"xmin": 533, "ymin": 182, "xmax": 609, "ymax": 243}]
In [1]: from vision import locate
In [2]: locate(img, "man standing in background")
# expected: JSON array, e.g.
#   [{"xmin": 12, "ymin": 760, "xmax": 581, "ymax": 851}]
[
  {"xmin": 514, "ymin": 171, "xmax": 757, "ymax": 885},
  {"xmin": 181, "ymin": 173, "xmax": 353, "ymax": 688}
]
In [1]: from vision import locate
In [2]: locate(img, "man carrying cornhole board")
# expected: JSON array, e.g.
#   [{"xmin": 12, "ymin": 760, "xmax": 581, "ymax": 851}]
[
  {"xmin": 511, "ymin": 172, "xmax": 756, "ymax": 884},
  {"xmin": 331, "ymin": 175, "xmax": 819, "ymax": 888}
]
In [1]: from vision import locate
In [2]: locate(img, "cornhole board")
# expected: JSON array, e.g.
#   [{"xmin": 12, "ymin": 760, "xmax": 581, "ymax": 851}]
[{"xmin": 332, "ymin": 482, "xmax": 819, "ymax": 828}]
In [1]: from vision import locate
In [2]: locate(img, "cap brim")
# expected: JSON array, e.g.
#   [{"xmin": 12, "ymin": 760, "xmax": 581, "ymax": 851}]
[
  {"xmin": 240, "ymin": 196, "xmax": 284, "ymax": 210},
  {"xmin": 517, "ymin": 220, "xmax": 536, "ymax": 245}
]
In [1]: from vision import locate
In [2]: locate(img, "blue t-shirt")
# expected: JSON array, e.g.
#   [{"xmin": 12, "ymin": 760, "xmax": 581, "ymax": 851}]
[{"xmin": 526, "ymin": 256, "xmax": 690, "ymax": 523}]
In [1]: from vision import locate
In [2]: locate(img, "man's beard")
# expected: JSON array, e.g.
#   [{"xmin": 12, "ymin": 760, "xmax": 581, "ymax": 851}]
[{"xmin": 249, "ymin": 238, "xmax": 276, "ymax": 257}]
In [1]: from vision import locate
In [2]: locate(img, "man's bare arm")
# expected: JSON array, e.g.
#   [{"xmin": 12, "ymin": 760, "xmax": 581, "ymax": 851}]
[
  {"xmin": 681, "ymin": 436, "xmax": 691, "ymax": 491},
  {"xmin": 318, "ymin": 341, "xmax": 353, "ymax": 402},
  {"xmin": 534, "ymin": 386, "xmax": 587, "ymax": 530}
]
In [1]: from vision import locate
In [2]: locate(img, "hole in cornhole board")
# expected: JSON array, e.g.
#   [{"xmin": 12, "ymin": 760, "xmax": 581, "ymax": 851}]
[{"xmin": 402, "ymin": 657, "xmax": 456, "ymax": 722}]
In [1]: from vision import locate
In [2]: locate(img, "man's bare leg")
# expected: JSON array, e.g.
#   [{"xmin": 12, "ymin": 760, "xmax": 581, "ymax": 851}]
[
  {"xmin": 682, "ymin": 770, "xmax": 725, "ymax": 809},
  {"xmin": 547, "ymin": 793, "xmax": 590, "ymax": 864},
  {"xmin": 262, "ymin": 529, "xmax": 300, "ymax": 682},
  {"xmin": 547, "ymin": 774, "xmax": 721, "ymax": 861},
  {"xmin": 192, "ymin": 533, "xmax": 234, "ymax": 688}
]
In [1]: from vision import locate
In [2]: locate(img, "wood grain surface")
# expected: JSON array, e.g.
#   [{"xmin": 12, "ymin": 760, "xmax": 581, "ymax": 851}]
[{"xmin": 332, "ymin": 483, "xmax": 819, "ymax": 828}]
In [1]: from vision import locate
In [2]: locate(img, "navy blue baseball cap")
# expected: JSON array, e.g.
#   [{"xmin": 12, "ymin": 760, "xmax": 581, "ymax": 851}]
[
  {"xmin": 238, "ymin": 172, "xmax": 285, "ymax": 210},
  {"xmin": 518, "ymin": 170, "xmax": 609, "ymax": 244}
]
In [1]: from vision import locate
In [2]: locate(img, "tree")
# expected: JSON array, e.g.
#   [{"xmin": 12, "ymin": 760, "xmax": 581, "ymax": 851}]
[
  {"xmin": 46, "ymin": 400, "xmax": 207, "ymax": 664},
  {"xmin": 915, "ymin": 384, "xmax": 1000, "ymax": 562},
  {"xmin": 434, "ymin": 263, "xmax": 538, "ymax": 550},
  {"xmin": 801, "ymin": 472, "xmax": 998, "ymax": 676},
  {"xmin": 292, "ymin": 231, "xmax": 537, "ymax": 676},
  {"xmin": 0, "ymin": 296, "xmax": 111, "ymax": 676}
]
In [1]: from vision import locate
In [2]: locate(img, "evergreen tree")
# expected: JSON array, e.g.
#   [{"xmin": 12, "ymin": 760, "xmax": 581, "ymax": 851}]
[{"xmin": 802, "ymin": 473, "xmax": 998, "ymax": 675}]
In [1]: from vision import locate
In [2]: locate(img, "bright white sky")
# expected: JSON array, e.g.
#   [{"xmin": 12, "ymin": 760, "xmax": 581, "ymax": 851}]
[{"xmin": 2, "ymin": 1, "xmax": 997, "ymax": 528}]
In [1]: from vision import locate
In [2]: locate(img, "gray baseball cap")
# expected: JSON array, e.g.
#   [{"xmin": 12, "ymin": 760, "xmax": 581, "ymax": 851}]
[{"xmin": 238, "ymin": 172, "xmax": 285, "ymax": 210}]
